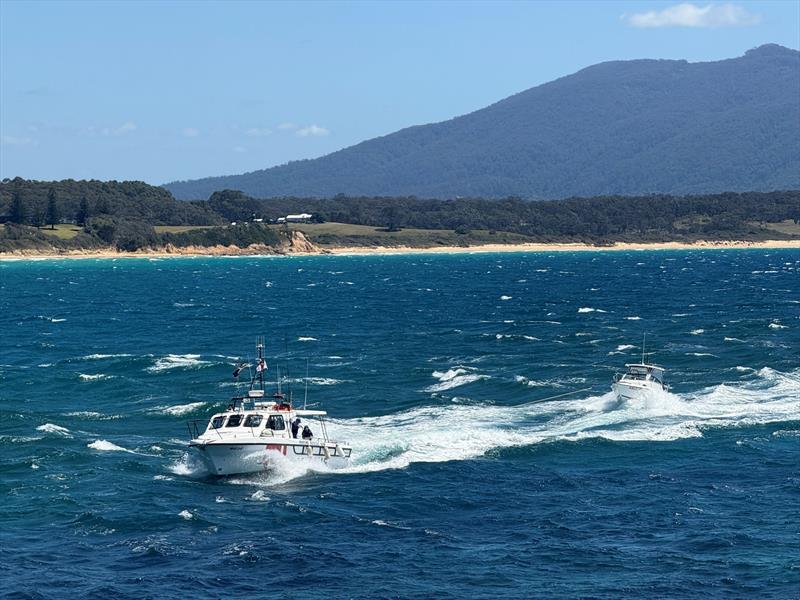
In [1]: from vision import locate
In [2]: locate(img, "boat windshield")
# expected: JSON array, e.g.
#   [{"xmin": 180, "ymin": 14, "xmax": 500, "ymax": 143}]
[
  {"xmin": 626, "ymin": 366, "xmax": 649, "ymax": 380},
  {"xmin": 210, "ymin": 416, "xmax": 225, "ymax": 429}
]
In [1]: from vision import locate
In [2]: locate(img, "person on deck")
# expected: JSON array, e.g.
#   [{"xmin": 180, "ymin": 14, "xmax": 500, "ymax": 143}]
[
  {"xmin": 302, "ymin": 425, "xmax": 313, "ymax": 440},
  {"xmin": 291, "ymin": 418, "xmax": 301, "ymax": 439}
]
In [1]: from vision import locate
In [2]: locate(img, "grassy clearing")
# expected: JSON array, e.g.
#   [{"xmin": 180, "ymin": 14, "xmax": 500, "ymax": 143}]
[
  {"xmin": 753, "ymin": 220, "xmax": 800, "ymax": 236},
  {"xmin": 38, "ymin": 224, "xmax": 83, "ymax": 240}
]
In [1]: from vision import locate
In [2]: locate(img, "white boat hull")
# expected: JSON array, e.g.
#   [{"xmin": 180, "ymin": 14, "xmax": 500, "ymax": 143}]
[
  {"xmin": 612, "ymin": 380, "xmax": 666, "ymax": 405},
  {"xmin": 191, "ymin": 440, "xmax": 351, "ymax": 476}
]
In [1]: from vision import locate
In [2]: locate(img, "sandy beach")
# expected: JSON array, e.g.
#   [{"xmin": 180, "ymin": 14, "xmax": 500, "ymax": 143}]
[{"xmin": 2, "ymin": 239, "xmax": 799, "ymax": 260}]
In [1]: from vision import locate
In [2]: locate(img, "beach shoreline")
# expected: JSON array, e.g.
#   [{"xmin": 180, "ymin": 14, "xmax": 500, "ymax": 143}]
[{"xmin": 2, "ymin": 239, "xmax": 799, "ymax": 260}]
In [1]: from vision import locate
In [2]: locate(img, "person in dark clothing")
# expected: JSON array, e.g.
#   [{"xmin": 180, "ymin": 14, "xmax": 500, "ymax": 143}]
[
  {"xmin": 302, "ymin": 425, "xmax": 313, "ymax": 440},
  {"xmin": 291, "ymin": 418, "xmax": 301, "ymax": 439}
]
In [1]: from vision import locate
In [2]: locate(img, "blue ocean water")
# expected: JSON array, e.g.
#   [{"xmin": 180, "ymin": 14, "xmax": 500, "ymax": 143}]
[{"xmin": 1, "ymin": 250, "xmax": 799, "ymax": 599}]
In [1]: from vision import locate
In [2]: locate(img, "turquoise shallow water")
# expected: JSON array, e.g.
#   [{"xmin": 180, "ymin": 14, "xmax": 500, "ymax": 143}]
[{"xmin": 1, "ymin": 250, "xmax": 799, "ymax": 599}]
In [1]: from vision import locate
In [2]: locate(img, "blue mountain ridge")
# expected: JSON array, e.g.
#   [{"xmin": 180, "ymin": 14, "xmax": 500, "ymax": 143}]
[{"xmin": 165, "ymin": 44, "xmax": 800, "ymax": 200}]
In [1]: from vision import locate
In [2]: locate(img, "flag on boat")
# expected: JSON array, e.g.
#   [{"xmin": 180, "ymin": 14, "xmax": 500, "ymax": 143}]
[
  {"xmin": 256, "ymin": 358, "xmax": 267, "ymax": 373},
  {"xmin": 232, "ymin": 363, "xmax": 248, "ymax": 378}
]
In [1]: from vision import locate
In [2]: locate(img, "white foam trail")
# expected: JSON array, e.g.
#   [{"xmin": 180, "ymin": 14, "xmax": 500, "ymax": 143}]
[
  {"xmin": 316, "ymin": 367, "xmax": 800, "ymax": 480},
  {"xmin": 81, "ymin": 353, "xmax": 133, "ymax": 360},
  {"xmin": 178, "ymin": 510, "xmax": 194, "ymax": 520},
  {"xmin": 147, "ymin": 354, "xmax": 210, "ymax": 373},
  {"xmin": 36, "ymin": 423, "xmax": 72, "ymax": 437},
  {"xmin": 625, "ymin": 316, "xmax": 642, "ymax": 320},
  {"xmin": 769, "ymin": 322, "xmax": 788, "ymax": 330},
  {"xmin": 690, "ymin": 329, "xmax": 705, "ymax": 335},
  {"xmin": 150, "ymin": 402, "xmax": 207, "ymax": 416},
  {"xmin": 297, "ymin": 337, "xmax": 318, "ymax": 342},
  {"xmin": 500, "ymin": 295, "xmax": 512, "ymax": 301},
  {"xmin": 178, "ymin": 368, "xmax": 800, "ymax": 488},
  {"xmin": 578, "ymin": 307, "xmax": 607, "ymax": 313}
]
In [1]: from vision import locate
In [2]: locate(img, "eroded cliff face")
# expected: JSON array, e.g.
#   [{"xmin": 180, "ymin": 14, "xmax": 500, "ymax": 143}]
[{"xmin": 282, "ymin": 230, "xmax": 320, "ymax": 254}]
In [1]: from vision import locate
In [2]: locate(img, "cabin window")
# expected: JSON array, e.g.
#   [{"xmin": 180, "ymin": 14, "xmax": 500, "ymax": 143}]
[
  {"xmin": 244, "ymin": 415, "xmax": 262, "ymax": 428},
  {"xmin": 210, "ymin": 416, "xmax": 225, "ymax": 429},
  {"xmin": 226, "ymin": 414, "xmax": 243, "ymax": 427},
  {"xmin": 266, "ymin": 415, "xmax": 286, "ymax": 430}
]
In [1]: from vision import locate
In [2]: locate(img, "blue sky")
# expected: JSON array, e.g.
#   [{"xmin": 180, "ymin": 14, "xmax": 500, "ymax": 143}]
[{"xmin": 1, "ymin": 0, "xmax": 798, "ymax": 185}]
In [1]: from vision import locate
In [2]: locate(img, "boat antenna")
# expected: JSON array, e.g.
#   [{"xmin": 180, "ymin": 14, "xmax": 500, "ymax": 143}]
[
  {"xmin": 284, "ymin": 333, "xmax": 292, "ymax": 402},
  {"xmin": 303, "ymin": 357, "xmax": 309, "ymax": 410},
  {"xmin": 256, "ymin": 336, "xmax": 266, "ymax": 390},
  {"xmin": 642, "ymin": 332, "xmax": 646, "ymax": 365}
]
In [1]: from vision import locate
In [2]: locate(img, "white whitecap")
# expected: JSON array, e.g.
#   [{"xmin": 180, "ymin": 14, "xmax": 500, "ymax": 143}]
[
  {"xmin": 149, "ymin": 402, "xmax": 207, "ymax": 416},
  {"xmin": 78, "ymin": 373, "xmax": 114, "ymax": 381},
  {"xmin": 88, "ymin": 439, "xmax": 134, "ymax": 453},
  {"xmin": 36, "ymin": 423, "xmax": 72, "ymax": 437},
  {"xmin": 146, "ymin": 354, "xmax": 210, "ymax": 373}
]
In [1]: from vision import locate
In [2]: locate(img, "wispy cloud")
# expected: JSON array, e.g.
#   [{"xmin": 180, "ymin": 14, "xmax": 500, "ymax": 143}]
[
  {"xmin": 182, "ymin": 127, "xmax": 200, "ymax": 137},
  {"xmin": 2, "ymin": 135, "xmax": 37, "ymax": 146},
  {"xmin": 624, "ymin": 3, "xmax": 761, "ymax": 28},
  {"xmin": 245, "ymin": 127, "xmax": 272, "ymax": 137},
  {"xmin": 296, "ymin": 124, "xmax": 330, "ymax": 137},
  {"xmin": 277, "ymin": 122, "xmax": 297, "ymax": 131},
  {"xmin": 85, "ymin": 122, "xmax": 138, "ymax": 137}
]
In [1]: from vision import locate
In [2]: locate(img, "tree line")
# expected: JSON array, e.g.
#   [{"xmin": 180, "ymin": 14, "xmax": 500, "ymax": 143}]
[{"xmin": 1, "ymin": 178, "xmax": 799, "ymax": 252}]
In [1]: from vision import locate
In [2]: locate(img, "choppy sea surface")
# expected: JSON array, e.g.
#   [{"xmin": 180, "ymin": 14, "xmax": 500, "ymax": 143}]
[{"xmin": 1, "ymin": 250, "xmax": 799, "ymax": 599}]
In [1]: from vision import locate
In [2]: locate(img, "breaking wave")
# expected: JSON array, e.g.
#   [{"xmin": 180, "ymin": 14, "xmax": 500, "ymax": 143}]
[
  {"xmin": 146, "ymin": 354, "xmax": 211, "ymax": 373},
  {"xmin": 425, "ymin": 368, "xmax": 489, "ymax": 392},
  {"xmin": 149, "ymin": 402, "xmax": 208, "ymax": 416},
  {"xmin": 88, "ymin": 440, "xmax": 135, "ymax": 453},
  {"xmin": 36, "ymin": 423, "xmax": 72, "ymax": 437}
]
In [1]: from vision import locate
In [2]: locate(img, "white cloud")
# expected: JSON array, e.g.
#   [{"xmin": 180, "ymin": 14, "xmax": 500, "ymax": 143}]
[
  {"xmin": 277, "ymin": 122, "xmax": 297, "ymax": 130},
  {"xmin": 114, "ymin": 121, "xmax": 137, "ymax": 135},
  {"xmin": 233, "ymin": 146, "xmax": 247, "ymax": 153},
  {"xmin": 2, "ymin": 135, "xmax": 37, "ymax": 146},
  {"xmin": 245, "ymin": 127, "xmax": 272, "ymax": 137},
  {"xmin": 96, "ymin": 122, "xmax": 137, "ymax": 136},
  {"xmin": 624, "ymin": 3, "xmax": 761, "ymax": 28},
  {"xmin": 296, "ymin": 124, "xmax": 330, "ymax": 137},
  {"xmin": 182, "ymin": 127, "xmax": 200, "ymax": 137}
]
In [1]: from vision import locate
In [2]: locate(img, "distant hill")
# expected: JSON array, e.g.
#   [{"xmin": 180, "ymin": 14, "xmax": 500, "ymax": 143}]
[{"xmin": 165, "ymin": 44, "xmax": 800, "ymax": 201}]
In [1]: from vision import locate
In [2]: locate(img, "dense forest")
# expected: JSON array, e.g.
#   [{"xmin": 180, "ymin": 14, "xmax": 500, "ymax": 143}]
[
  {"xmin": 166, "ymin": 44, "xmax": 800, "ymax": 201},
  {"xmin": 1, "ymin": 179, "xmax": 798, "ymax": 253},
  {"xmin": 209, "ymin": 189, "xmax": 800, "ymax": 243}
]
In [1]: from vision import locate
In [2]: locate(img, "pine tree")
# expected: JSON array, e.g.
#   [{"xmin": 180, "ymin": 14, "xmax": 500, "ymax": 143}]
[
  {"xmin": 46, "ymin": 188, "xmax": 60, "ymax": 229},
  {"xmin": 10, "ymin": 190, "xmax": 26, "ymax": 224},
  {"xmin": 77, "ymin": 196, "xmax": 90, "ymax": 226}
]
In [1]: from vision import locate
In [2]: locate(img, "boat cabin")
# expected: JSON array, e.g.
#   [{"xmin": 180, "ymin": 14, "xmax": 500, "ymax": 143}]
[{"xmin": 619, "ymin": 363, "xmax": 666, "ymax": 386}]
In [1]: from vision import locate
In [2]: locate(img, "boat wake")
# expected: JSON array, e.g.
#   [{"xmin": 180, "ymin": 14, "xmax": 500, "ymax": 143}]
[{"xmin": 171, "ymin": 367, "xmax": 800, "ymax": 487}]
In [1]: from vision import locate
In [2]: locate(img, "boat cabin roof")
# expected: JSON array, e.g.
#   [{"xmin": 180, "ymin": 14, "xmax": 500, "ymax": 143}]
[{"xmin": 624, "ymin": 363, "xmax": 665, "ymax": 373}]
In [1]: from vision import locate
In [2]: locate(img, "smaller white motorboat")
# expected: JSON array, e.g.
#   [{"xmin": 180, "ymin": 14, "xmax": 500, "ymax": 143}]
[
  {"xmin": 611, "ymin": 336, "xmax": 669, "ymax": 403},
  {"xmin": 187, "ymin": 338, "xmax": 352, "ymax": 476},
  {"xmin": 612, "ymin": 362, "xmax": 669, "ymax": 402}
]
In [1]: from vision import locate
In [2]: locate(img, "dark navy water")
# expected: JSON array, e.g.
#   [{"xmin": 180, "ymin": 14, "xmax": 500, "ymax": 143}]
[{"xmin": 2, "ymin": 250, "xmax": 799, "ymax": 599}]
